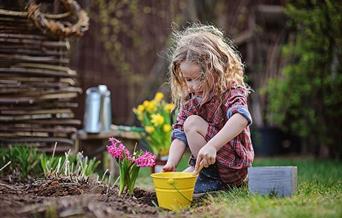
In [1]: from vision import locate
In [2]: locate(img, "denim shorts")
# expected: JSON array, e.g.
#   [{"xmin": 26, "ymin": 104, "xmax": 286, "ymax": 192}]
[{"xmin": 189, "ymin": 157, "xmax": 226, "ymax": 194}]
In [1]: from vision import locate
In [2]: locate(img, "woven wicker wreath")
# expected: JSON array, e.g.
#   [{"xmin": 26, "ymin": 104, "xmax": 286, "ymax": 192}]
[{"xmin": 27, "ymin": 0, "xmax": 89, "ymax": 37}]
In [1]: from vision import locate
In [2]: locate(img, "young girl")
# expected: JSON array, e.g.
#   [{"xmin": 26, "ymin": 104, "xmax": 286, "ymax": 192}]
[{"xmin": 162, "ymin": 25, "xmax": 254, "ymax": 194}]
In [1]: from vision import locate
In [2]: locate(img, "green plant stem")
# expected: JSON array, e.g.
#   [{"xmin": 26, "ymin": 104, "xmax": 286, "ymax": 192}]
[
  {"xmin": 128, "ymin": 165, "xmax": 140, "ymax": 194},
  {"xmin": 117, "ymin": 160, "xmax": 141, "ymax": 195},
  {"xmin": 119, "ymin": 165, "xmax": 126, "ymax": 195}
]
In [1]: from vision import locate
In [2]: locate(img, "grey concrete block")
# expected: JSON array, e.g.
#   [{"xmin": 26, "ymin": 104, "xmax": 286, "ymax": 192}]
[{"xmin": 248, "ymin": 166, "xmax": 297, "ymax": 197}]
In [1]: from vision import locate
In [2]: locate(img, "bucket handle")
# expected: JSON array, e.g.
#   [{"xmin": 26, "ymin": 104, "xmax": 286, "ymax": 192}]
[{"xmin": 168, "ymin": 178, "xmax": 193, "ymax": 203}]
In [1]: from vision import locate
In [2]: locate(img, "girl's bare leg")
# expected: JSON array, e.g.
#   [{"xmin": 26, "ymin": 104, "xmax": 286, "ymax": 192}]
[{"xmin": 183, "ymin": 115, "xmax": 209, "ymax": 160}]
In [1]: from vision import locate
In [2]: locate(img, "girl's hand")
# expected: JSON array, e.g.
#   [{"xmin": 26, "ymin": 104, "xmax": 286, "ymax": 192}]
[
  {"xmin": 194, "ymin": 144, "xmax": 217, "ymax": 174},
  {"xmin": 162, "ymin": 162, "xmax": 176, "ymax": 172}
]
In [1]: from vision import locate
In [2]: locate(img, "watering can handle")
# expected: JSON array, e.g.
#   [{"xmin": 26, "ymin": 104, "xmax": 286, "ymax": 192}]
[{"xmin": 169, "ymin": 181, "xmax": 193, "ymax": 203}]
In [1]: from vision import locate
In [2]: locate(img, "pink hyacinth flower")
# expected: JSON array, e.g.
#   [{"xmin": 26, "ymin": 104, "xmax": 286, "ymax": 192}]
[
  {"xmin": 134, "ymin": 151, "xmax": 156, "ymax": 167},
  {"xmin": 109, "ymin": 137, "xmax": 121, "ymax": 145},
  {"xmin": 107, "ymin": 137, "xmax": 131, "ymax": 160}
]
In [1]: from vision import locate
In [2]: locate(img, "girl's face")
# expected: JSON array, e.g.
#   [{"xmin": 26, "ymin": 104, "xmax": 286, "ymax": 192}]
[{"xmin": 180, "ymin": 61, "xmax": 203, "ymax": 96}]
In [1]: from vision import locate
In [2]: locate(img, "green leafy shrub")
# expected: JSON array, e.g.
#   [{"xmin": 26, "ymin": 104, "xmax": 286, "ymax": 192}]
[{"xmin": 266, "ymin": 0, "xmax": 342, "ymax": 157}]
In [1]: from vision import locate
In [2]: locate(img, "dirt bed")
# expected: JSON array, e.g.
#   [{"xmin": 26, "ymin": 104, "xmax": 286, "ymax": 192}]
[{"xmin": 0, "ymin": 177, "xmax": 161, "ymax": 218}]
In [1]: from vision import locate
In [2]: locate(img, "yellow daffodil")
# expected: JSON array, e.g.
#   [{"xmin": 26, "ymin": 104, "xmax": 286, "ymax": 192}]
[
  {"xmin": 145, "ymin": 126, "xmax": 155, "ymax": 134},
  {"xmin": 164, "ymin": 103, "xmax": 175, "ymax": 113},
  {"xmin": 154, "ymin": 92, "xmax": 164, "ymax": 102},
  {"xmin": 134, "ymin": 92, "xmax": 173, "ymax": 156},
  {"xmin": 137, "ymin": 105, "xmax": 144, "ymax": 113},
  {"xmin": 143, "ymin": 100, "xmax": 149, "ymax": 108},
  {"xmin": 146, "ymin": 100, "xmax": 157, "ymax": 113},
  {"xmin": 163, "ymin": 124, "xmax": 171, "ymax": 133},
  {"xmin": 151, "ymin": 113, "xmax": 164, "ymax": 126},
  {"xmin": 159, "ymin": 148, "xmax": 169, "ymax": 156},
  {"xmin": 133, "ymin": 105, "xmax": 145, "ymax": 121}
]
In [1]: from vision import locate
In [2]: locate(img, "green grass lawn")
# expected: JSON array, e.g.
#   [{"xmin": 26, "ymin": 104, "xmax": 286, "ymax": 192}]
[{"xmin": 136, "ymin": 155, "xmax": 342, "ymax": 217}]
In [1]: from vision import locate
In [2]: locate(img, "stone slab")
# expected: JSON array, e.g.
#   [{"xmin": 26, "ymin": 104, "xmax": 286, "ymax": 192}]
[{"xmin": 248, "ymin": 166, "xmax": 297, "ymax": 197}]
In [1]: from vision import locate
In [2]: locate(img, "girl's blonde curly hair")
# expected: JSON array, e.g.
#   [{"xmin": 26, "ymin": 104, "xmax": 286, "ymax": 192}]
[{"xmin": 168, "ymin": 24, "xmax": 248, "ymax": 106}]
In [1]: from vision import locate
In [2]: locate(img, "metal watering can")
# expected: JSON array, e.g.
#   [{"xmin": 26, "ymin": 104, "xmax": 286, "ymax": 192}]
[{"xmin": 83, "ymin": 85, "xmax": 112, "ymax": 133}]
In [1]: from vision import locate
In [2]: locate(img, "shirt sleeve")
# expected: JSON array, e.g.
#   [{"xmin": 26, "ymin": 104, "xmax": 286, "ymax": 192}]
[
  {"xmin": 171, "ymin": 100, "xmax": 197, "ymax": 146},
  {"xmin": 225, "ymin": 86, "xmax": 252, "ymax": 125}
]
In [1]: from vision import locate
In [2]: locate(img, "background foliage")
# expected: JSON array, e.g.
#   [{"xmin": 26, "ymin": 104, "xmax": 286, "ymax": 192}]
[{"xmin": 266, "ymin": 0, "xmax": 342, "ymax": 157}]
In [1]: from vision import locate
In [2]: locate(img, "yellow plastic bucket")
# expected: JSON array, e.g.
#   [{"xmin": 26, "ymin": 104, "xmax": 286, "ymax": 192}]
[{"xmin": 151, "ymin": 172, "xmax": 197, "ymax": 211}]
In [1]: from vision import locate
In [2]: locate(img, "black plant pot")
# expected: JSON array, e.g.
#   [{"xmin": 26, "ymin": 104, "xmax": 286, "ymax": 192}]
[{"xmin": 252, "ymin": 127, "xmax": 285, "ymax": 156}]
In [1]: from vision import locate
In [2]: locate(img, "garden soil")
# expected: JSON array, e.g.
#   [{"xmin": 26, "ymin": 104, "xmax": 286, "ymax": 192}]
[{"xmin": 0, "ymin": 177, "xmax": 161, "ymax": 218}]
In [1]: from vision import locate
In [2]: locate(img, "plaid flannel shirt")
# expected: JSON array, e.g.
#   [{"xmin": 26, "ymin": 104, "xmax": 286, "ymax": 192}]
[{"xmin": 171, "ymin": 85, "xmax": 254, "ymax": 185}]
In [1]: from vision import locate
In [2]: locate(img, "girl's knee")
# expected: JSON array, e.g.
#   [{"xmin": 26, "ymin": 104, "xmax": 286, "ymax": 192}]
[{"xmin": 184, "ymin": 115, "xmax": 204, "ymax": 133}]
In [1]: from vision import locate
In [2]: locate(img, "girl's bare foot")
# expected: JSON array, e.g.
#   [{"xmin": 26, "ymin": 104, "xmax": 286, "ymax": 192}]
[{"xmin": 183, "ymin": 166, "xmax": 195, "ymax": 172}]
